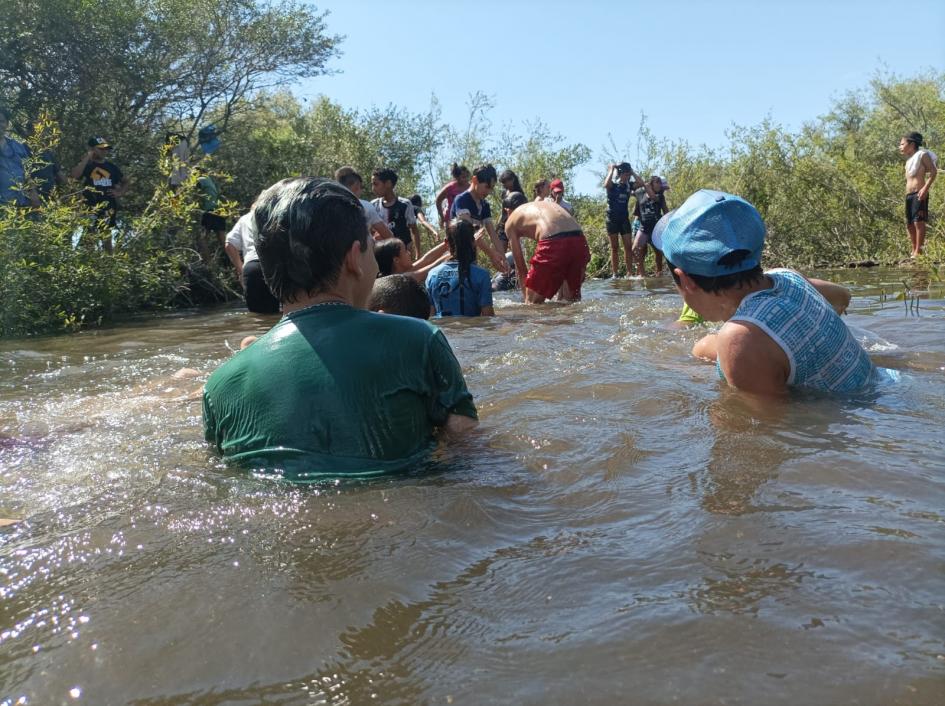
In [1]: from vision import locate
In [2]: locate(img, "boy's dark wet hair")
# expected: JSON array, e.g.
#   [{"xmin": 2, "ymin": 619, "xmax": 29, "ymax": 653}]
[
  {"xmin": 408, "ymin": 193, "xmax": 423, "ymax": 210},
  {"xmin": 369, "ymin": 275, "xmax": 430, "ymax": 319},
  {"xmin": 472, "ymin": 164, "xmax": 497, "ymax": 185},
  {"xmin": 254, "ymin": 177, "xmax": 367, "ymax": 304},
  {"xmin": 334, "ymin": 166, "xmax": 362, "ymax": 189},
  {"xmin": 902, "ymin": 131, "xmax": 924, "ymax": 148},
  {"xmin": 502, "ymin": 191, "xmax": 528, "ymax": 212},
  {"xmin": 372, "ymin": 167, "xmax": 398, "ymax": 186},
  {"xmin": 667, "ymin": 249, "xmax": 764, "ymax": 294},
  {"xmin": 374, "ymin": 238, "xmax": 405, "ymax": 276},
  {"xmin": 451, "ymin": 163, "xmax": 469, "ymax": 179},
  {"xmin": 0, "ymin": 107, "xmax": 10, "ymax": 122}
]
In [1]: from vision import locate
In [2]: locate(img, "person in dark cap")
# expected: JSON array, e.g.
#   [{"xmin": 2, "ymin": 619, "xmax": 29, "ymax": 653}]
[
  {"xmin": 897, "ymin": 131, "xmax": 938, "ymax": 258},
  {"xmin": 70, "ymin": 136, "xmax": 127, "ymax": 251}
]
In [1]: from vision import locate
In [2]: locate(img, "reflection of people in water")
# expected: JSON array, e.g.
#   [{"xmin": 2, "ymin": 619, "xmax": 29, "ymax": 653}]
[{"xmin": 654, "ymin": 190, "xmax": 888, "ymax": 396}]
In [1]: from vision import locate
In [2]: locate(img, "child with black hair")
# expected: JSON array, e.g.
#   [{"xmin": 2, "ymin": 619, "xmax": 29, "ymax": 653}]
[
  {"xmin": 425, "ymin": 219, "xmax": 495, "ymax": 317},
  {"xmin": 375, "ymin": 237, "xmax": 451, "ymax": 282},
  {"xmin": 369, "ymin": 275, "xmax": 431, "ymax": 319},
  {"xmin": 435, "ymin": 163, "xmax": 471, "ymax": 228}
]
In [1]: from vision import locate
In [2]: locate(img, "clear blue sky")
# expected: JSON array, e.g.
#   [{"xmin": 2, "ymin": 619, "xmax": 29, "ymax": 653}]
[{"xmin": 299, "ymin": 0, "xmax": 944, "ymax": 196}]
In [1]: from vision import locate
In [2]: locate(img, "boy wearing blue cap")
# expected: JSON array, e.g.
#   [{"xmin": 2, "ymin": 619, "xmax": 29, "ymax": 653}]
[{"xmin": 653, "ymin": 190, "xmax": 884, "ymax": 396}]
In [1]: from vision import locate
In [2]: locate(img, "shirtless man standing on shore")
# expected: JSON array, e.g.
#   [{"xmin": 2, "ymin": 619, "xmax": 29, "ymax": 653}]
[
  {"xmin": 898, "ymin": 131, "xmax": 937, "ymax": 257},
  {"xmin": 503, "ymin": 192, "xmax": 591, "ymax": 303}
]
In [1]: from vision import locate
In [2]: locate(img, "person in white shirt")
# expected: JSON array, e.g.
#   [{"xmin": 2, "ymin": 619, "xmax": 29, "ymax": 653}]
[{"xmin": 224, "ymin": 211, "xmax": 280, "ymax": 314}]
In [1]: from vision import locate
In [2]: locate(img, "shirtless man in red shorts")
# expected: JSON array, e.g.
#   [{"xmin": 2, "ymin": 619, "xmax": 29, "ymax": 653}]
[{"xmin": 503, "ymin": 192, "xmax": 591, "ymax": 303}]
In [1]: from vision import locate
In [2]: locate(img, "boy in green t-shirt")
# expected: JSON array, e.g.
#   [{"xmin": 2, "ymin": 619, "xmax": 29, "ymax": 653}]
[{"xmin": 202, "ymin": 178, "xmax": 478, "ymax": 481}]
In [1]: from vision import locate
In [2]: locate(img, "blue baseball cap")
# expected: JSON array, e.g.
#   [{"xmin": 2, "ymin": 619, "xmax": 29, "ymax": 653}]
[{"xmin": 651, "ymin": 190, "xmax": 765, "ymax": 277}]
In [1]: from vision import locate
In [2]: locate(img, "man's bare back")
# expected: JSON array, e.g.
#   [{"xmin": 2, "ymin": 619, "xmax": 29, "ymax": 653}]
[
  {"xmin": 504, "ymin": 200, "xmax": 581, "ymax": 242},
  {"xmin": 504, "ymin": 199, "xmax": 589, "ymax": 304}
]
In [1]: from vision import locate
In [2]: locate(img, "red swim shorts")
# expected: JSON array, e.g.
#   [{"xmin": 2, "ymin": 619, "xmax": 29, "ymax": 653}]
[{"xmin": 525, "ymin": 231, "xmax": 591, "ymax": 300}]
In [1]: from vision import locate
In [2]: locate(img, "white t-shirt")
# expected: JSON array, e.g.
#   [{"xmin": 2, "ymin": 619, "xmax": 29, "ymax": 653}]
[
  {"xmin": 360, "ymin": 198, "xmax": 383, "ymax": 227},
  {"xmin": 225, "ymin": 212, "xmax": 259, "ymax": 264},
  {"xmin": 906, "ymin": 148, "xmax": 939, "ymax": 177}
]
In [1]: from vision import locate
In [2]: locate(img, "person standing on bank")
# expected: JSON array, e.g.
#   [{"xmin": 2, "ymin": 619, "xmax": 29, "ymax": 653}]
[
  {"xmin": 70, "ymin": 136, "xmax": 127, "ymax": 252},
  {"xmin": 898, "ymin": 131, "xmax": 937, "ymax": 258},
  {"xmin": 603, "ymin": 162, "xmax": 650, "ymax": 277},
  {"xmin": 372, "ymin": 167, "xmax": 421, "ymax": 259}
]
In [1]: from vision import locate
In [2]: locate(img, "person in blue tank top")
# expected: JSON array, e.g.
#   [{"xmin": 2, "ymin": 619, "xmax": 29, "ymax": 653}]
[
  {"xmin": 652, "ymin": 189, "xmax": 893, "ymax": 396},
  {"xmin": 426, "ymin": 219, "xmax": 495, "ymax": 317}
]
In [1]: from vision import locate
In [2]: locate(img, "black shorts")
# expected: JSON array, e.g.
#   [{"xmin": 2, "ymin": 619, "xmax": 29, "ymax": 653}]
[
  {"xmin": 606, "ymin": 215, "xmax": 632, "ymax": 235},
  {"xmin": 906, "ymin": 192, "xmax": 928, "ymax": 224},
  {"xmin": 242, "ymin": 259, "xmax": 280, "ymax": 314},
  {"xmin": 201, "ymin": 211, "xmax": 227, "ymax": 232}
]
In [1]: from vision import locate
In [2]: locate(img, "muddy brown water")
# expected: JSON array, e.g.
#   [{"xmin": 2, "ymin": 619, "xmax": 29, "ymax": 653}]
[{"xmin": 1, "ymin": 269, "xmax": 943, "ymax": 705}]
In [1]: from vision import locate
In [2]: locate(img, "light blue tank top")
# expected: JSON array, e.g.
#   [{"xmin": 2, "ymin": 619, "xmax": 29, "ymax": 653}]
[{"xmin": 723, "ymin": 269, "xmax": 877, "ymax": 393}]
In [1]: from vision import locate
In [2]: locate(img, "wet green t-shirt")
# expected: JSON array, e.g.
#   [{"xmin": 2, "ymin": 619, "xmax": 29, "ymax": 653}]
[{"xmin": 202, "ymin": 304, "xmax": 477, "ymax": 480}]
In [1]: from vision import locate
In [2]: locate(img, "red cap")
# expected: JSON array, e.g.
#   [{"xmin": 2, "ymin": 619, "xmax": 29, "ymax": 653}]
[{"xmin": 550, "ymin": 178, "xmax": 564, "ymax": 193}]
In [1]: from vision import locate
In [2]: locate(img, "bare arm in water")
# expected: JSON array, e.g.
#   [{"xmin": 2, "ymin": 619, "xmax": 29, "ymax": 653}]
[{"xmin": 692, "ymin": 276, "xmax": 854, "ymax": 361}]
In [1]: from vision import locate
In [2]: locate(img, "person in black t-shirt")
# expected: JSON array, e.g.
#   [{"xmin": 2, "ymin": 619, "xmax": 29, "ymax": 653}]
[
  {"xmin": 70, "ymin": 136, "xmax": 127, "ymax": 251},
  {"xmin": 631, "ymin": 175, "xmax": 670, "ymax": 276},
  {"xmin": 371, "ymin": 167, "xmax": 421, "ymax": 259}
]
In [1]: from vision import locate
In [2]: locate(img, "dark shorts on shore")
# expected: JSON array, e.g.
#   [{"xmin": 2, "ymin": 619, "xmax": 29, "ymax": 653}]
[
  {"xmin": 606, "ymin": 215, "xmax": 632, "ymax": 235},
  {"xmin": 242, "ymin": 259, "xmax": 280, "ymax": 314},
  {"xmin": 202, "ymin": 211, "xmax": 227, "ymax": 232},
  {"xmin": 906, "ymin": 192, "xmax": 928, "ymax": 224}
]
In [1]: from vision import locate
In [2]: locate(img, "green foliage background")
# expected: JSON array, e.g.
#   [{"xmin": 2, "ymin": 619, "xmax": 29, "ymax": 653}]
[{"xmin": 0, "ymin": 0, "xmax": 941, "ymax": 336}]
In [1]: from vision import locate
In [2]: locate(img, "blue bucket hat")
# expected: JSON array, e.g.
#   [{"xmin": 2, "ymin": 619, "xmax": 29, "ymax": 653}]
[{"xmin": 651, "ymin": 190, "xmax": 765, "ymax": 277}]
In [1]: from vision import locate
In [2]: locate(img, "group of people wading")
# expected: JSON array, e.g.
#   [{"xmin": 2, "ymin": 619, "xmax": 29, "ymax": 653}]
[{"xmin": 202, "ymin": 140, "xmax": 922, "ymax": 478}]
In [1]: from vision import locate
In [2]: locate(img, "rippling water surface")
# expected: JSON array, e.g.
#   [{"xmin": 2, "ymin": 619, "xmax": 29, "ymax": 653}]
[{"xmin": 1, "ymin": 269, "xmax": 943, "ymax": 705}]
